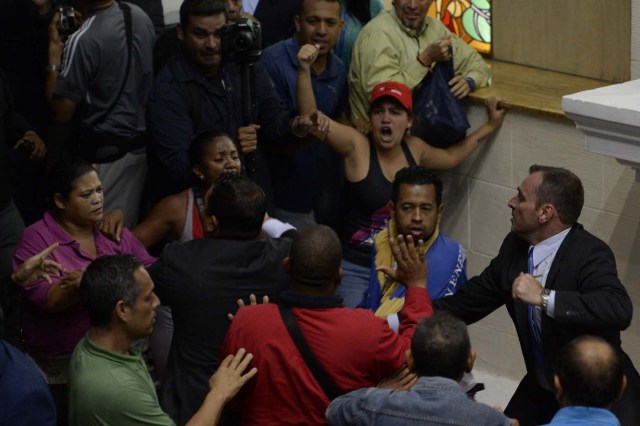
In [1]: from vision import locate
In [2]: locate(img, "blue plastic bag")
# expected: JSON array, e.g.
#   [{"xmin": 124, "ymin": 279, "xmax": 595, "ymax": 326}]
[{"xmin": 411, "ymin": 53, "xmax": 470, "ymax": 148}]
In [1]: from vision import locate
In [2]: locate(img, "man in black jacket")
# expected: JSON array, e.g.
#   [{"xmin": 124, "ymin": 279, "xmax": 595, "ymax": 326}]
[
  {"xmin": 433, "ymin": 165, "xmax": 640, "ymax": 426},
  {"xmin": 148, "ymin": 174, "xmax": 295, "ymax": 424}
]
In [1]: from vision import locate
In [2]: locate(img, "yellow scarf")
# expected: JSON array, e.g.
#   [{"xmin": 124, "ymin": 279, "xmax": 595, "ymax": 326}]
[{"xmin": 373, "ymin": 218, "xmax": 438, "ymax": 318}]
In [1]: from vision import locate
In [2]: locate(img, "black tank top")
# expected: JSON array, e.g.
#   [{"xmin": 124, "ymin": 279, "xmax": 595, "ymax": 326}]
[{"xmin": 341, "ymin": 137, "xmax": 417, "ymax": 266}]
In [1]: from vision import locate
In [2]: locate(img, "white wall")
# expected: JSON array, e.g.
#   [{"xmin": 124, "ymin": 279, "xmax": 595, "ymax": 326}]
[{"xmin": 632, "ymin": 0, "xmax": 640, "ymax": 79}]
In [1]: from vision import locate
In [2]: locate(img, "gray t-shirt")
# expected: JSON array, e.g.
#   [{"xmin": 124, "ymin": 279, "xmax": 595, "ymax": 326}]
[{"xmin": 55, "ymin": 1, "xmax": 155, "ymax": 138}]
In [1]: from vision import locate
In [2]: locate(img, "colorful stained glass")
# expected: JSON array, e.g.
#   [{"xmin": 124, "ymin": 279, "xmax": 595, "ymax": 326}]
[{"xmin": 427, "ymin": 0, "xmax": 491, "ymax": 55}]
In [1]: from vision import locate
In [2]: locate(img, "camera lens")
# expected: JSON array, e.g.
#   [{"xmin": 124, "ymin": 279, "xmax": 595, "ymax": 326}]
[{"xmin": 233, "ymin": 33, "xmax": 252, "ymax": 51}]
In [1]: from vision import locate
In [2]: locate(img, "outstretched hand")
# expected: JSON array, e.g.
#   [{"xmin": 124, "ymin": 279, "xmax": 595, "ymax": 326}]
[
  {"xmin": 11, "ymin": 243, "xmax": 64, "ymax": 287},
  {"xmin": 291, "ymin": 111, "xmax": 331, "ymax": 139},
  {"xmin": 377, "ymin": 365, "xmax": 417, "ymax": 391},
  {"xmin": 209, "ymin": 348, "xmax": 257, "ymax": 402},
  {"xmin": 228, "ymin": 294, "xmax": 270, "ymax": 321},
  {"xmin": 376, "ymin": 235, "xmax": 427, "ymax": 289}
]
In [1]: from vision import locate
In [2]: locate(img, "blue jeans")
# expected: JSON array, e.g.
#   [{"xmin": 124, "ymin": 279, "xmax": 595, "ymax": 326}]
[{"xmin": 337, "ymin": 259, "xmax": 371, "ymax": 308}]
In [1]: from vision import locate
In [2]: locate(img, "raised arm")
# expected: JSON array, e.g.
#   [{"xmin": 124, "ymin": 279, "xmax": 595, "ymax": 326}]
[
  {"xmin": 295, "ymin": 44, "xmax": 365, "ymax": 158},
  {"xmin": 415, "ymin": 97, "xmax": 507, "ymax": 170}
]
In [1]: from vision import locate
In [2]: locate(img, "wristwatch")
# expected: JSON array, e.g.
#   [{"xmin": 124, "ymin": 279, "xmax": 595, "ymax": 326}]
[{"xmin": 540, "ymin": 288, "xmax": 551, "ymax": 312}]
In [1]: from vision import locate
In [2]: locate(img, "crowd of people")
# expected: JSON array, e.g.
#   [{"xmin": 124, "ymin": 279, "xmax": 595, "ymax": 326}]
[{"xmin": 1, "ymin": 0, "xmax": 639, "ymax": 425}]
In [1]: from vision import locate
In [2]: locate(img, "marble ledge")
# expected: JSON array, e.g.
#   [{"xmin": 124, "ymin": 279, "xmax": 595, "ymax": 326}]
[{"xmin": 562, "ymin": 80, "xmax": 640, "ymax": 180}]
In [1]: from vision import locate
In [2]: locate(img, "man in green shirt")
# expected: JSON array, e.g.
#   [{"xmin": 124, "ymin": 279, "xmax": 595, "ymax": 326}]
[
  {"xmin": 349, "ymin": 0, "xmax": 490, "ymax": 131},
  {"xmin": 69, "ymin": 254, "xmax": 256, "ymax": 426}
]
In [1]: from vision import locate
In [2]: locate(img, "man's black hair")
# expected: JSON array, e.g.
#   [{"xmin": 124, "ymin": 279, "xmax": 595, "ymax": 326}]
[
  {"xmin": 79, "ymin": 255, "xmax": 143, "ymax": 328},
  {"xmin": 555, "ymin": 335, "xmax": 624, "ymax": 408},
  {"xmin": 180, "ymin": 0, "xmax": 227, "ymax": 28},
  {"xmin": 411, "ymin": 312, "xmax": 470, "ymax": 380},
  {"xmin": 529, "ymin": 165, "xmax": 584, "ymax": 225},
  {"xmin": 205, "ymin": 173, "xmax": 266, "ymax": 239},
  {"xmin": 298, "ymin": 0, "xmax": 343, "ymax": 18},
  {"xmin": 289, "ymin": 225, "xmax": 342, "ymax": 288},
  {"xmin": 392, "ymin": 166, "xmax": 443, "ymax": 206}
]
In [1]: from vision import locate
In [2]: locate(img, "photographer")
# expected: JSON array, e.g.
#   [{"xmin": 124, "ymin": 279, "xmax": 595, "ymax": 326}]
[
  {"xmin": 147, "ymin": 0, "xmax": 301, "ymax": 201},
  {"xmin": 45, "ymin": 0, "xmax": 155, "ymax": 228}
]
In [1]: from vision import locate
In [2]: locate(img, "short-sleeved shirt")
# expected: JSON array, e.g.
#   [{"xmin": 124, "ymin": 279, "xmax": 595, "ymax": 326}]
[
  {"xmin": 12, "ymin": 211, "xmax": 155, "ymax": 356},
  {"xmin": 69, "ymin": 336, "xmax": 174, "ymax": 426},
  {"xmin": 54, "ymin": 1, "xmax": 155, "ymax": 137}
]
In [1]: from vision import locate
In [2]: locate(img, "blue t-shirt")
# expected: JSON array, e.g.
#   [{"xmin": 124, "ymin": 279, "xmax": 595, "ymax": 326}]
[{"xmin": 541, "ymin": 406, "xmax": 621, "ymax": 426}]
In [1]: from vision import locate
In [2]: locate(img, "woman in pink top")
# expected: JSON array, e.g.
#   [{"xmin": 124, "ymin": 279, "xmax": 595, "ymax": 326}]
[{"xmin": 12, "ymin": 157, "xmax": 155, "ymax": 415}]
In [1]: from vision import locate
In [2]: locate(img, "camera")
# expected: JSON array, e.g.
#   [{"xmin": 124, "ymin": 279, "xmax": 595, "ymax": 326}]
[
  {"xmin": 220, "ymin": 18, "xmax": 262, "ymax": 64},
  {"xmin": 58, "ymin": 6, "xmax": 79, "ymax": 39}
]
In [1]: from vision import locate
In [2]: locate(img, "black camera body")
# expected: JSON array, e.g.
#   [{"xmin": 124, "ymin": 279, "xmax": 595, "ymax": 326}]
[
  {"xmin": 220, "ymin": 18, "xmax": 262, "ymax": 64},
  {"xmin": 58, "ymin": 6, "xmax": 79, "ymax": 38}
]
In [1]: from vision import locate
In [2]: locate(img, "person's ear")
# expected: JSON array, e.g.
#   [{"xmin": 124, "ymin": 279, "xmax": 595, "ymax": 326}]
[
  {"xmin": 619, "ymin": 375, "xmax": 628, "ymax": 401},
  {"xmin": 405, "ymin": 349, "xmax": 414, "ymax": 371},
  {"xmin": 205, "ymin": 215, "xmax": 219, "ymax": 235},
  {"xmin": 294, "ymin": 15, "xmax": 300, "ymax": 33},
  {"xmin": 53, "ymin": 193, "xmax": 66, "ymax": 211},
  {"xmin": 282, "ymin": 256, "xmax": 290, "ymax": 273},
  {"xmin": 115, "ymin": 300, "xmax": 129, "ymax": 322},
  {"xmin": 177, "ymin": 24, "xmax": 185, "ymax": 41},
  {"xmin": 192, "ymin": 164, "xmax": 205, "ymax": 181},
  {"xmin": 436, "ymin": 203, "xmax": 444, "ymax": 225},
  {"xmin": 553, "ymin": 374, "xmax": 563, "ymax": 402},
  {"xmin": 465, "ymin": 349, "xmax": 476, "ymax": 373},
  {"xmin": 538, "ymin": 203, "xmax": 554, "ymax": 224},
  {"xmin": 334, "ymin": 267, "xmax": 343, "ymax": 287}
]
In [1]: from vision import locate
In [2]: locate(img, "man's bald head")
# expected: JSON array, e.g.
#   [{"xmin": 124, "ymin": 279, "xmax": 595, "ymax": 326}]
[
  {"xmin": 554, "ymin": 335, "xmax": 626, "ymax": 408},
  {"xmin": 288, "ymin": 225, "xmax": 342, "ymax": 289}
]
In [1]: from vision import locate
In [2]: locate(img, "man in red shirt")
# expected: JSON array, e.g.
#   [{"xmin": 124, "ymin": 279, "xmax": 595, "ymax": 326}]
[{"xmin": 220, "ymin": 225, "xmax": 432, "ymax": 425}]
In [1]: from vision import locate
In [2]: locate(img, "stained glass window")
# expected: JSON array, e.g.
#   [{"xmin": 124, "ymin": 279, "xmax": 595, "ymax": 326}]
[{"xmin": 427, "ymin": 0, "xmax": 491, "ymax": 55}]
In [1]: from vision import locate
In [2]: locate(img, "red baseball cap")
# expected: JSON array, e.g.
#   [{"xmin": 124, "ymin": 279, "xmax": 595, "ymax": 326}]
[{"xmin": 369, "ymin": 81, "xmax": 412, "ymax": 111}]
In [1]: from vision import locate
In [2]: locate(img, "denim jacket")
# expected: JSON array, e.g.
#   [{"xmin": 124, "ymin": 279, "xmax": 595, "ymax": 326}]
[{"xmin": 326, "ymin": 376, "xmax": 513, "ymax": 426}]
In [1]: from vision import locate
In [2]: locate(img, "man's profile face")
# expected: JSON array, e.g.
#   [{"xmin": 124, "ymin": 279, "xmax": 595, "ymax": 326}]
[
  {"xmin": 392, "ymin": 0, "xmax": 432, "ymax": 30},
  {"xmin": 508, "ymin": 172, "xmax": 543, "ymax": 240},
  {"xmin": 295, "ymin": 0, "xmax": 343, "ymax": 57},
  {"xmin": 178, "ymin": 13, "xmax": 227, "ymax": 75},
  {"xmin": 125, "ymin": 268, "xmax": 160, "ymax": 339},
  {"xmin": 392, "ymin": 183, "xmax": 442, "ymax": 242}
]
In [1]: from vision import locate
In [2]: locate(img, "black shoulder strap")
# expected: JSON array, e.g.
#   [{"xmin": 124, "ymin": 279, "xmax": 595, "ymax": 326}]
[
  {"xmin": 167, "ymin": 56, "xmax": 201, "ymax": 131},
  {"xmin": 278, "ymin": 304, "xmax": 340, "ymax": 401},
  {"xmin": 400, "ymin": 140, "xmax": 417, "ymax": 166}
]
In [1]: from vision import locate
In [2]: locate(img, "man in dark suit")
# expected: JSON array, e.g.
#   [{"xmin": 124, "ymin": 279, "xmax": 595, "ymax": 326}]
[
  {"xmin": 433, "ymin": 165, "xmax": 640, "ymax": 426},
  {"xmin": 148, "ymin": 173, "xmax": 296, "ymax": 424}
]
